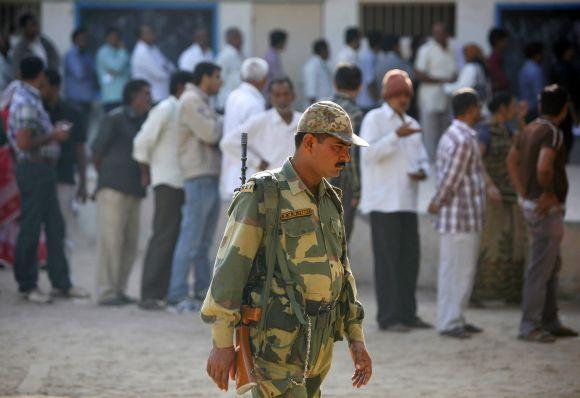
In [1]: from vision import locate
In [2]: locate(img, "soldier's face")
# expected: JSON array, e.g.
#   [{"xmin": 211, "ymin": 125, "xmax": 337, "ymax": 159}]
[{"xmin": 310, "ymin": 135, "xmax": 352, "ymax": 178}]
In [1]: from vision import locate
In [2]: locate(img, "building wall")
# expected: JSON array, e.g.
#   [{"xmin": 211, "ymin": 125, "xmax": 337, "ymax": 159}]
[{"xmin": 41, "ymin": 0, "xmax": 75, "ymax": 57}]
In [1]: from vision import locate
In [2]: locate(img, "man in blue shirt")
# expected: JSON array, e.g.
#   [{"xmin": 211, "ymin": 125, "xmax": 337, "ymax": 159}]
[
  {"xmin": 64, "ymin": 27, "xmax": 97, "ymax": 141},
  {"xmin": 96, "ymin": 28, "xmax": 130, "ymax": 113},
  {"xmin": 518, "ymin": 42, "xmax": 545, "ymax": 122}
]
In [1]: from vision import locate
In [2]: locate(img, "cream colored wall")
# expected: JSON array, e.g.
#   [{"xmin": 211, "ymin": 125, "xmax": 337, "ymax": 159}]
[
  {"xmin": 41, "ymin": 0, "xmax": 75, "ymax": 58},
  {"xmin": 323, "ymin": 0, "xmax": 358, "ymax": 64},
  {"xmin": 251, "ymin": 2, "xmax": 323, "ymax": 107},
  {"xmin": 218, "ymin": 1, "xmax": 253, "ymax": 56}
]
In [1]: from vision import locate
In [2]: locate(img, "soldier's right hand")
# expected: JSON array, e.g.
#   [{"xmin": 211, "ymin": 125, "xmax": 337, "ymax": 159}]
[{"xmin": 206, "ymin": 346, "xmax": 236, "ymax": 391}]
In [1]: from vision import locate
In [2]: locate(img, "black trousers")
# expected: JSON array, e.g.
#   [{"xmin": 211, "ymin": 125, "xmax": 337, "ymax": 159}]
[
  {"xmin": 140, "ymin": 185, "xmax": 184, "ymax": 300},
  {"xmin": 14, "ymin": 162, "xmax": 71, "ymax": 293},
  {"xmin": 370, "ymin": 211, "xmax": 420, "ymax": 327}
]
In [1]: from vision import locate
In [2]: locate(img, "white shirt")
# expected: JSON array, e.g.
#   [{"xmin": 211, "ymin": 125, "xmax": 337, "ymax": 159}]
[
  {"xmin": 414, "ymin": 39, "xmax": 457, "ymax": 112},
  {"xmin": 357, "ymin": 47, "xmax": 378, "ymax": 109},
  {"xmin": 216, "ymin": 44, "xmax": 244, "ymax": 110},
  {"xmin": 443, "ymin": 62, "xmax": 489, "ymax": 101},
  {"xmin": 178, "ymin": 43, "xmax": 214, "ymax": 72},
  {"xmin": 30, "ymin": 37, "xmax": 48, "ymax": 65},
  {"xmin": 221, "ymin": 108, "xmax": 300, "ymax": 184},
  {"xmin": 303, "ymin": 55, "xmax": 333, "ymax": 106},
  {"xmin": 132, "ymin": 95, "xmax": 183, "ymax": 188},
  {"xmin": 220, "ymin": 82, "xmax": 266, "ymax": 199},
  {"xmin": 336, "ymin": 46, "xmax": 359, "ymax": 66},
  {"xmin": 360, "ymin": 103, "xmax": 430, "ymax": 214},
  {"xmin": 131, "ymin": 40, "xmax": 175, "ymax": 102}
]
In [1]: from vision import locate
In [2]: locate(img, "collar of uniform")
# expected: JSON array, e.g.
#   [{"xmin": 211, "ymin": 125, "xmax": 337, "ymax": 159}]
[{"xmin": 282, "ymin": 158, "xmax": 328, "ymax": 200}]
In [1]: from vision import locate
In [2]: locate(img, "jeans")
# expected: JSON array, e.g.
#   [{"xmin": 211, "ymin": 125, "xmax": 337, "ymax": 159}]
[
  {"xmin": 167, "ymin": 176, "xmax": 220, "ymax": 303},
  {"xmin": 13, "ymin": 162, "xmax": 72, "ymax": 293},
  {"xmin": 519, "ymin": 207, "xmax": 564, "ymax": 335}
]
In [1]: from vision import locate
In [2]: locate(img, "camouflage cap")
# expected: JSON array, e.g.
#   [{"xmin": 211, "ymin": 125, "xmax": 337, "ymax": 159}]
[{"xmin": 297, "ymin": 101, "xmax": 369, "ymax": 147}]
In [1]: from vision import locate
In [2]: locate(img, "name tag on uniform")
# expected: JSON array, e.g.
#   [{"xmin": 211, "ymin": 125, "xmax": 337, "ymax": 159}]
[{"xmin": 280, "ymin": 208, "xmax": 313, "ymax": 221}]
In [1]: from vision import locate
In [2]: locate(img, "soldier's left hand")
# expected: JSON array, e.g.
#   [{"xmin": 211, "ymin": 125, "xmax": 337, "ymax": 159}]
[{"xmin": 349, "ymin": 341, "xmax": 372, "ymax": 388}]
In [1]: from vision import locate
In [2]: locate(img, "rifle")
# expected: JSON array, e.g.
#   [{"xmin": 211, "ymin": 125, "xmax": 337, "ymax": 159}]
[{"xmin": 235, "ymin": 131, "xmax": 261, "ymax": 395}]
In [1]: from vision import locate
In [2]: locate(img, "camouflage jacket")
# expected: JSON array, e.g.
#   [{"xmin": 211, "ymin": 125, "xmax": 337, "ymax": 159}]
[
  {"xmin": 201, "ymin": 159, "xmax": 365, "ymax": 348},
  {"xmin": 330, "ymin": 92, "xmax": 362, "ymax": 199}
]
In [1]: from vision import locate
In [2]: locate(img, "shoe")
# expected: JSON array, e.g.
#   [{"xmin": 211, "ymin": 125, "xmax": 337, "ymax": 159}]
[
  {"xmin": 547, "ymin": 326, "xmax": 578, "ymax": 338},
  {"xmin": 518, "ymin": 329, "xmax": 556, "ymax": 343},
  {"xmin": 22, "ymin": 289, "xmax": 53, "ymax": 304},
  {"xmin": 120, "ymin": 294, "xmax": 138, "ymax": 305},
  {"xmin": 405, "ymin": 317, "xmax": 433, "ymax": 329},
  {"xmin": 138, "ymin": 299, "xmax": 166, "ymax": 311},
  {"xmin": 98, "ymin": 297, "xmax": 126, "ymax": 306},
  {"xmin": 464, "ymin": 323, "xmax": 483, "ymax": 334},
  {"xmin": 166, "ymin": 299, "xmax": 196, "ymax": 314},
  {"xmin": 379, "ymin": 323, "xmax": 411, "ymax": 333},
  {"xmin": 52, "ymin": 286, "xmax": 91, "ymax": 299},
  {"xmin": 440, "ymin": 327, "xmax": 471, "ymax": 339}
]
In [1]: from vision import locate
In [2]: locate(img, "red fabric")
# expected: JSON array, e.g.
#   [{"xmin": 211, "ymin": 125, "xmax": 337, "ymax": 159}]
[{"xmin": 0, "ymin": 146, "xmax": 47, "ymax": 268}]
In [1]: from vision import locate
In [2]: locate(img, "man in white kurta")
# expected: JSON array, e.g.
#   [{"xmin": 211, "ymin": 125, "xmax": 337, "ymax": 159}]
[
  {"xmin": 215, "ymin": 28, "xmax": 244, "ymax": 112},
  {"xmin": 360, "ymin": 70, "xmax": 431, "ymax": 332},
  {"xmin": 178, "ymin": 28, "xmax": 214, "ymax": 72},
  {"xmin": 219, "ymin": 57, "xmax": 268, "ymax": 201},
  {"xmin": 221, "ymin": 77, "xmax": 300, "ymax": 177},
  {"xmin": 131, "ymin": 25, "xmax": 175, "ymax": 103}
]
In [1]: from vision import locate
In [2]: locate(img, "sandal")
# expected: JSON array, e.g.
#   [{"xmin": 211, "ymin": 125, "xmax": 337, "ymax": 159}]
[{"xmin": 518, "ymin": 329, "xmax": 556, "ymax": 343}]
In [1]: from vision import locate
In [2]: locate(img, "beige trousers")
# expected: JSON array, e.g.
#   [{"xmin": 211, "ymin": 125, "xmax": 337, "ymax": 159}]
[
  {"xmin": 57, "ymin": 183, "xmax": 77, "ymax": 254},
  {"xmin": 96, "ymin": 188, "xmax": 141, "ymax": 302}
]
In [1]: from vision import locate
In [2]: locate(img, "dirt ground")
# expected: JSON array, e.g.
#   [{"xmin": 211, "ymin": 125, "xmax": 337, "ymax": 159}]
[{"xmin": 1, "ymin": 237, "xmax": 580, "ymax": 398}]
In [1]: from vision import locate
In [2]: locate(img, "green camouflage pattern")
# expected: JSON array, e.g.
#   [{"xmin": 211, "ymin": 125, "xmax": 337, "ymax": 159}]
[
  {"xmin": 201, "ymin": 159, "xmax": 365, "ymax": 397},
  {"xmin": 297, "ymin": 101, "xmax": 368, "ymax": 147}
]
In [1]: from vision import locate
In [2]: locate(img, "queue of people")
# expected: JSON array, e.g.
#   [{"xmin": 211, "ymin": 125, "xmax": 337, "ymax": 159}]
[{"xmin": 0, "ymin": 14, "xmax": 578, "ymax": 346}]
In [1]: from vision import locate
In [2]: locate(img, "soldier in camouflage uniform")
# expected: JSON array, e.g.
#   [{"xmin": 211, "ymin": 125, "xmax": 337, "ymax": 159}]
[
  {"xmin": 330, "ymin": 63, "xmax": 363, "ymax": 241},
  {"xmin": 202, "ymin": 101, "xmax": 372, "ymax": 397}
]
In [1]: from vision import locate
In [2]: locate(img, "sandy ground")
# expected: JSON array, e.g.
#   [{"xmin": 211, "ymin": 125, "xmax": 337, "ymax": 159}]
[{"xmin": 1, "ymin": 236, "xmax": 580, "ymax": 398}]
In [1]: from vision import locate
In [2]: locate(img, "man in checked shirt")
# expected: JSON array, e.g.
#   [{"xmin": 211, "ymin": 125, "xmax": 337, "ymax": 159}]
[{"xmin": 428, "ymin": 88, "xmax": 489, "ymax": 339}]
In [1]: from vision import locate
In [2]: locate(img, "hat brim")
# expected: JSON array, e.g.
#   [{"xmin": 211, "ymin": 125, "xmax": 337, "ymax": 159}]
[{"xmin": 327, "ymin": 131, "xmax": 369, "ymax": 147}]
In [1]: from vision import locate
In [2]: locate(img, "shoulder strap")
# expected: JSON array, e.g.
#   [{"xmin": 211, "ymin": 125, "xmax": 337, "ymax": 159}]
[
  {"xmin": 253, "ymin": 171, "xmax": 307, "ymax": 331},
  {"xmin": 253, "ymin": 171, "xmax": 281, "ymax": 333}
]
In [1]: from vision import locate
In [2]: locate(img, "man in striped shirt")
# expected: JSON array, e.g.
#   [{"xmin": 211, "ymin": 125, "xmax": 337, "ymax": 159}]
[{"xmin": 428, "ymin": 88, "xmax": 486, "ymax": 339}]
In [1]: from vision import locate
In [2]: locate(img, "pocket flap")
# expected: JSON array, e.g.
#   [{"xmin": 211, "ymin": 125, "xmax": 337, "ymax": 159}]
[{"xmin": 282, "ymin": 216, "xmax": 315, "ymax": 237}]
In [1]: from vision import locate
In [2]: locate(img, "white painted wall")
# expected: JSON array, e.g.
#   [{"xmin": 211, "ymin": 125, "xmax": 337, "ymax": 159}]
[
  {"xmin": 41, "ymin": 1, "xmax": 75, "ymax": 58},
  {"xmin": 218, "ymin": 1, "xmax": 253, "ymax": 56}
]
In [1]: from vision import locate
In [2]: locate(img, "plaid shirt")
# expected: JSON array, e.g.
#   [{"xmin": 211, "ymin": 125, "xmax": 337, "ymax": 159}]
[
  {"xmin": 7, "ymin": 81, "xmax": 59, "ymax": 161},
  {"xmin": 432, "ymin": 119, "xmax": 485, "ymax": 233}
]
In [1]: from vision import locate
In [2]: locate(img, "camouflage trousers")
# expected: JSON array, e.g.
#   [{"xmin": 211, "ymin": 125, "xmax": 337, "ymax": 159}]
[{"xmin": 250, "ymin": 306, "xmax": 339, "ymax": 398}]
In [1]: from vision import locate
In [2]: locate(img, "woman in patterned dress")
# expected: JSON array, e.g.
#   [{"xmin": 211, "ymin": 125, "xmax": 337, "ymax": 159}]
[{"xmin": 471, "ymin": 93, "xmax": 529, "ymax": 304}]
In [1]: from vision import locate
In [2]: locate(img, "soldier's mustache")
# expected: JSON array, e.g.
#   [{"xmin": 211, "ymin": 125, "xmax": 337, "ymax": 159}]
[{"xmin": 335, "ymin": 162, "xmax": 347, "ymax": 168}]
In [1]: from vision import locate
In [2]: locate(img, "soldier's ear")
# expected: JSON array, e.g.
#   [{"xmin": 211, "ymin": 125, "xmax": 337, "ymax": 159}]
[{"xmin": 302, "ymin": 133, "xmax": 316, "ymax": 153}]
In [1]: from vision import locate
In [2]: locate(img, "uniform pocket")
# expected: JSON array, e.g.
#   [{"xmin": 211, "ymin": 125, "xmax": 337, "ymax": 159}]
[
  {"xmin": 259, "ymin": 294, "xmax": 301, "ymax": 365},
  {"xmin": 281, "ymin": 216, "xmax": 323, "ymax": 260}
]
